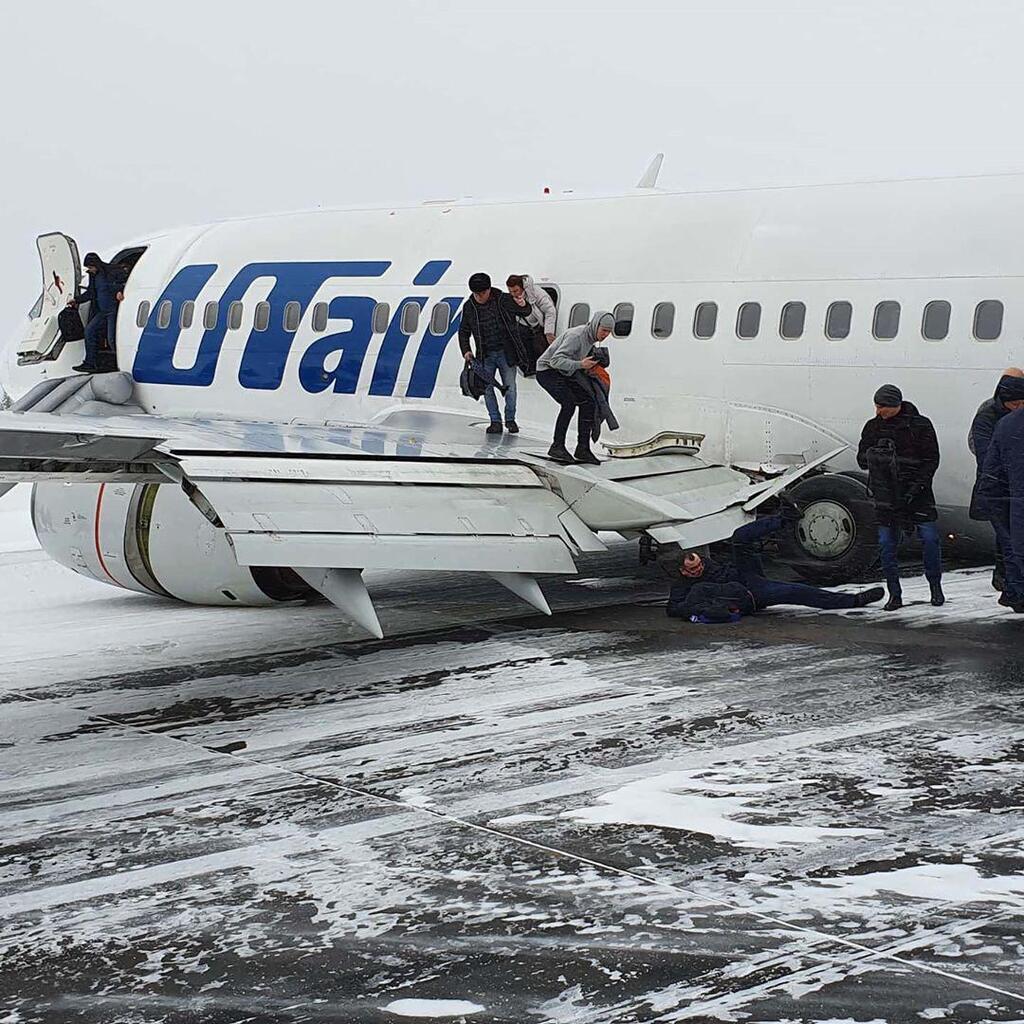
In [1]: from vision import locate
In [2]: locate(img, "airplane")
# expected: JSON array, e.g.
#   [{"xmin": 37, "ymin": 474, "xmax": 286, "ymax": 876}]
[{"xmin": 1, "ymin": 160, "xmax": 1015, "ymax": 633}]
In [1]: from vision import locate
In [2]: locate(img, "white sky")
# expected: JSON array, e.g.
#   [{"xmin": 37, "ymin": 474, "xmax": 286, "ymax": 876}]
[{"xmin": 2, "ymin": 0, "xmax": 1024, "ymax": 329}]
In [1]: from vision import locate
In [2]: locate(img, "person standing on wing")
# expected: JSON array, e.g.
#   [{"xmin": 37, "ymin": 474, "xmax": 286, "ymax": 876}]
[
  {"xmin": 535, "ymin": 311, "xmax": 612, "ymax": 465},
  {"xmin": 968, "ymin": 367, "xmax": 1024, "ymax": 598},
  {"xmin": 458, "ymin": 272, "xmax": 529, "ymax": 435},
  {"xmin": 857, "ymin": 384, "xmax": 943, "ymax": 611},
  {"xmin": 68, "ymin": 252, "xmax": 127, "ymax": 373}
]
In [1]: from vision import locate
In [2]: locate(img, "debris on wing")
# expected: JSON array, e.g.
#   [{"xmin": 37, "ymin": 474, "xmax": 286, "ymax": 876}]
[{"xmin": 602, "ymin": 430, "xmax": 705, "ymax": 459}]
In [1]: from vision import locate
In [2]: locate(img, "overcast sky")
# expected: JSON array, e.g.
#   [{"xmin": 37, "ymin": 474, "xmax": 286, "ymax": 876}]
[{"xmin": 3, "ymin": 0, "xmax": 1024, "ymax": 331}]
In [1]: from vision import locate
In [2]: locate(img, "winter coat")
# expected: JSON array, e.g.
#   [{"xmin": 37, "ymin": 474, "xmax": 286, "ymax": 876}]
[
  {"xmin": 969, "ymin": 387, "xmax": 1016, "ymax": 520},
  {"xmin": 570, "ymin": 368, "xmax": 619, "ymax": 440},
  {"xmin": 522, "ymin": 275, "xmax": 557, "ymax": 336},
  {"xmin": 856, "ymin": 402, "xmax": 940, "ymax": 526},
  {"xmin": 458, "ymin": 288, "xmax": 532, "ymax": 366},
  {"xmin": 977, "ymin": 407, "xmax": 1024, "ymax": 551},
  {"xmin": 666, "ymin": 580, "xmax": 756, "ymax": 622},
  {"xmin": 75, "ymin": 265, "xmax": 127, "ymax": 315}
]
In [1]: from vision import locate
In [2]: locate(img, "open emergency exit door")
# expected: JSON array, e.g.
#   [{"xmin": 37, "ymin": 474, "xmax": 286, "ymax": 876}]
[{"xmin": 17, "ymin": 232, "xmax": 81, "ymax": 364}]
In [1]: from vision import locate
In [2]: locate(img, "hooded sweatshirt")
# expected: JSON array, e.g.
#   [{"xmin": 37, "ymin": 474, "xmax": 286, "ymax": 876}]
[
  {"xmin": 522, "ymin": 276, "xmax": 557, "ymax": 336},
  {"xmin": 536, "ymin": 312, "xmax": 614, "ymax": 375}
]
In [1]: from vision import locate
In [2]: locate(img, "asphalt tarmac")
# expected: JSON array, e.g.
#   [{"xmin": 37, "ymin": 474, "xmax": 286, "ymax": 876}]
[{"xmin": 2, "ymin": 550, "xmax": 1023, "ymax": 1023}]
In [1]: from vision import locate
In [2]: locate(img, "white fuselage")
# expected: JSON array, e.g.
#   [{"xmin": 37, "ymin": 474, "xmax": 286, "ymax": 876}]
[{"xmin": 8, "ymin": 174, "xmax": 1022, "ymax": 541}]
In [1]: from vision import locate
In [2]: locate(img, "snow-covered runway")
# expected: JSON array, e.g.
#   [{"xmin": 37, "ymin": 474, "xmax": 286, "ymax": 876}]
[{"xmin": 1, "ymin": 494, "xmax": 1023, "ymax": 1022}]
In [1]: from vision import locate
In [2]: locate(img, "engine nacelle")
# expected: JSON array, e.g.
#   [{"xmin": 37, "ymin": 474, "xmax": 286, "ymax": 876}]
[{"xmin": 31, "ymin": 481, "xmax": 312, "ymax": 605}]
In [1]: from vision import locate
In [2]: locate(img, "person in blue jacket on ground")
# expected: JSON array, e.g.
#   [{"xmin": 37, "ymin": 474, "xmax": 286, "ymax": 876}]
[
  {"xmin": 68, "ymin": 252, "xmax": 127, "ymax": 373},
  {"xmin": 667, "ymin": 509, "xmax": 884, "ymax": 622}
]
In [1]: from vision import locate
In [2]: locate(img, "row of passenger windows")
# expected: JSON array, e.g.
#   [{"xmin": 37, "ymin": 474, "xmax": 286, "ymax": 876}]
[
  {"xmin": 138, "ymin": 295, "xmax": 1008, "ymax": 344},
  {"xmin": 137, "ymin": 298, "xmax": 452, "ymax": 337},
  {"xmin": 567, "ymin": 298, "xmax": 1005, "ymax": 342}
]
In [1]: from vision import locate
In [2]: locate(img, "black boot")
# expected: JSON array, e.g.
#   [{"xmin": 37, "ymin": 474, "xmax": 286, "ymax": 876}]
[
  {"xmin": 486, "ymin": 422, "xmax": 503, "ymax": 435},
  {"xmin": 547, "ymin": 443, "xmax": 574, "ymax": 464},
  {"xmin": 999, "ymin": 592, "xmax": 1013, "ymax": 607},
  {"xmin": 855, "ymin": 586, "xmax": 885, "ymax": 607},
  {"xmin": 929, "ymin": 581, "xmax": 945, "ymax": 607},
  {"xmin": 883, "ymin": 580, "xmax": 903, "ymax": 611},
  {"xmin": 72, "ymin": 362, "xmax": 96, "ymax": 373},
  {"xmin": 574, "ymin": 445, "xmax": 601, "ymax": 466},
  {"xmin": 505, "ymin": 420, "xmax": 519, "ymax": 434}
]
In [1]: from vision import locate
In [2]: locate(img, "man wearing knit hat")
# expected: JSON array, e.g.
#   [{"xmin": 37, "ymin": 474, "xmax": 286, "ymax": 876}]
[
  {"xmin": 969, "ymin": 367, "xmax": 1024, "ymax": 597},
  {"xmin": 857, "ymin": 385, "xmax": 943, "ymax": 610}
]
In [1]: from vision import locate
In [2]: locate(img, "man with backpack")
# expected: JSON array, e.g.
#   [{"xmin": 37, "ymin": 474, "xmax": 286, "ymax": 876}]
[{"xmin": 68, "ymin": 252, "xmax": 127, "ymax": 373}]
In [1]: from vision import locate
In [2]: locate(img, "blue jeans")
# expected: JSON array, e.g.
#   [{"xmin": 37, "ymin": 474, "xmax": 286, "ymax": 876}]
[
  {"xmin": 878, "ymin": 522, "xmax": 942, "ymax": 593},
  {"xmin": 745, "ymin": 575, "xmax": 858, "ymax": 611},
  {"xmin": 482, "ymin": 351, "xmax": 517, "ymax": 424},
  {"xmin": 84, "ymin": 311, "xmax": 117, "ymax": 365},
  {"xmin": 992, "ymin": 521, "xmax": 1024, "ymax": 600}
]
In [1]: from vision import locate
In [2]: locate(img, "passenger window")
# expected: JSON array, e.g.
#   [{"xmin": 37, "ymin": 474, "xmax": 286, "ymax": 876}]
[
  {"xmin": 568, "ymin": 302, "xmax": 590, "ymax": 328},
  {"xmin": 873, "ymin": 300, "xmax": 901, "ymax": 340},
  {"xmin": 227, "ymin": 301, "xmax": 244, "ymax": 330},
  {"xmin": 203, "ymin": 301, "xmax": 219, "ymax": 330},
  {"xmin": 156, "ymin": 300, "xmax": 172, "ymax": 330},
  {"xmin": 179, "ymin": 300, "xmax": 194, "ymax": 330},
  {"xmin": 612, "ymin": 302, "xmax": 634, "ymax": 338},
  {"xmin": 311, "ymin": 301, "xmax": 329, "ymax": 333},
  {"xmin": 973, "ymin": 300, "xmax": 1003, "ymax": 341},
  {"xmin": 651, "ymin": 302, "xmax": 675, "ymax": 339},
  {"xmin": 693, "ymin": 301, "xmax": 718, "ymax": 339},
  {"xmin": 825, "ymin": 301, "xmax": 852, "ymax": 340},
  {"xmin": 429, "ymin": 302, "xmax": 451, "ymax": 334},
  {"xmin": 779, "ymin": 301, "xmax": 805, "ymax": 340},
  {"xmin": 283, "ymin": 301, "xmax": 301, "ymax": 332},
  {"xmin": 400, "ymin": 302, "xmax": 420, "ymax": 335},
  {"xmin": 736, "ymin": 302, "xmax": 761, "ymax": 339},
  {"xmin": 135, "ymin": 301, "xmax": 151, "ymax": 328},
  {"xmin": 921, "ymin": 300, "xmax": 951, "ymax": 341},
  {"xmin": 254, "ymin": 301, "xmax": 271, "ymax": 332},
  {"xmin": 372, "ymin": 302, "xmax": 391, "ymax": 334}
]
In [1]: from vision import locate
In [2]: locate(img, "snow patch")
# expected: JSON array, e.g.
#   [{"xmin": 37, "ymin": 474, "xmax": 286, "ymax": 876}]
[
  {"xmin": 564, "ymin": 769, "xmax": 879, "ymax": 849},
  {"xmin": 383, "ymin": 999, "xmax": 484, "ymax": 1018},
  {"xmin": 0, "ymin": 485, "xmax": 38, "ymax": 554}
]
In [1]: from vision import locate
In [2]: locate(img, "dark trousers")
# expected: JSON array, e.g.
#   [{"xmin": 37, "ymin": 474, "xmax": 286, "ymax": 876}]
[
  {"xmin": 878, "ymin": 521, "xmax": 942, "ymax": 595},
  {"xmin": 745, "ymin": 575, "xmax": 859, "ymax": 611},
  {"xmin": 992, "ymin": 521, "xmax": 1024, "ymax": 600},
  {"xmin": 84, "ymin": 311, "xmax": 117, "ymax": 366},
  {"xmin": 536, "ymin": 368, "xmax": 595, "ymax": 449}
]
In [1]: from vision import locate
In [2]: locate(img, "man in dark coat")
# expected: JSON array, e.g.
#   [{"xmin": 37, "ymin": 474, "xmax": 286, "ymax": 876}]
[
  {"xmin": 968, "ymin": 368, "xmax": 1024, "ymax": 594},
  {"xmin": 977, "ymin": 406, "xmax": 1024, "ymax": 612},
  {"xmin": 458, "ymin": 272, "xmax": 533, "ymax": 435},
  {"xmin": 666, "ymin": 513, "xmax": 884, "ymax": 622},
  {"xmin": 857, "ymin": 385, "xmax": 942, "ymax": 611},
  {"xmin": 68, "ymin": 252, "xmax": 127, "ymax": 373}
]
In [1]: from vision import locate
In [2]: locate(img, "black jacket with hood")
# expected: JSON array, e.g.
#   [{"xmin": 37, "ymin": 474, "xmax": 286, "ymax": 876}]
[
  {"xmin": 458, "ymin": 288, "xmax": 533, "ymax": 367},
  {"xmin": 857, "ymin": 401, "xmax": 940, "ymax": 525}
]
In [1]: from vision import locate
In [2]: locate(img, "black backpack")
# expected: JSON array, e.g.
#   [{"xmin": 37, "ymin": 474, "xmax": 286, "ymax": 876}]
[{"xmin": 58, "ymin": 305, "xmax": 85, "ymax": 343}]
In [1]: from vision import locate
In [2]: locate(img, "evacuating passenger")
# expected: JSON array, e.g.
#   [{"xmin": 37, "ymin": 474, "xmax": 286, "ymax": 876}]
[
  {"xmin": 857, "ymin": 384, "xmax": 943, "ymax": 611},
  {"xmin": 68, "ymin": 252, "xmax": 126, "ymax": 373},
  {"xmin": 535, "ymin": 311, "xmax": 614, "ymax": 465},
  {"xmin": 968, "ymin": 367, "xmax": 1024, "ymax": 598},
  {"xmin": 977, "ymin": 396, "xmax": 1024, "ymax": 613},
  {"xmin": 667, "ymin": 512, "xmax": 884, "ymax": 622},
  {"xmin": 458, "ymin": 272, "xmax": 530, "ymax": 435},
  {"xmin": 507, "ymin": 274, "xmax": 556, "ymax": 347}
]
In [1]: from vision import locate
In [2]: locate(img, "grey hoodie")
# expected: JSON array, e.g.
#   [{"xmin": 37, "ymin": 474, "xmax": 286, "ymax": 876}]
[
  {"xmin": 522, "ymin": 275, "xmax": 557, "ymax": 336},
  {"xmin": 536, "ymin": 311, "xmax": 614, "ymax": 375}
]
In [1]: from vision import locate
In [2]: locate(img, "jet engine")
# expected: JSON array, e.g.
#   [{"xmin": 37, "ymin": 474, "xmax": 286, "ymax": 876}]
[{"xmin": 31, "ymin": 480, "xmax": 313, "ymax": 605}]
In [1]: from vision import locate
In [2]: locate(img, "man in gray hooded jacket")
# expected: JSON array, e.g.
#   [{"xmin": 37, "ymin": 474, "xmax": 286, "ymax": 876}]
[{"xmin": 536, "ymin": 311, "xmax": 613, "ymax": 464}]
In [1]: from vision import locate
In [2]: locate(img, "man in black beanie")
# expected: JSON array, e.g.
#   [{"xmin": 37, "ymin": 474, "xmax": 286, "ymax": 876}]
[
  {"xmin": 857, "ymin": 384, "xmax": 943, "ymax": 610},
  {"xmin": 969, "ymin": 367, "xmax": 1024, "ymax": 597}
]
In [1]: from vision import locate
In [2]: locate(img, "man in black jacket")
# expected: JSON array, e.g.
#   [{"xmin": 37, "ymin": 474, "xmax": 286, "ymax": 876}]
[
  {"xmin": 68, "ymin": 252, "xmax": 127, "ymax": 373},
  {"xmin": 857, "ymin": 384, "xmax": 942, "ymax": 611},
  {"xmin": 458, "ymin": 272, "xmax": 532, "ymax": 435},
  {"xmin": 666, "ymin": 514, "xmax": 883, "ymax": 622},
  {"xmin": 968, "ymin": 368, "xmax": 1024, "ymax": 595}
]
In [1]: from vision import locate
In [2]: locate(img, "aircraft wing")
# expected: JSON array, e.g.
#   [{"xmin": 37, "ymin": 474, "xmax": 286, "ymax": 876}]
[{"xmin": 0, "ymin": 397, "xmax": 843, "ymax": 635}]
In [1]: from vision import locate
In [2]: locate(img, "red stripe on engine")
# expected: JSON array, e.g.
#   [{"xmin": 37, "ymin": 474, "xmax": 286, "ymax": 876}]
[{"xmin": 94, "ymin": 483, "xmax": 119, "ymax": 584}]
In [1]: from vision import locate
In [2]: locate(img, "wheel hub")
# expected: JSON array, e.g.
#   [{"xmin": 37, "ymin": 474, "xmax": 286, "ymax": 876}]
[{"xmin": 797, "ymin": 499, "xmax": 856, "ymax": 559}]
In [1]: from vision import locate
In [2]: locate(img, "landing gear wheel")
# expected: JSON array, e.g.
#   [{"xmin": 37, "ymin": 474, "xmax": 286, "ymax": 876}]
[{"xmin": 777, "ymin": 474, "xmax": 879, "ymax": 585}]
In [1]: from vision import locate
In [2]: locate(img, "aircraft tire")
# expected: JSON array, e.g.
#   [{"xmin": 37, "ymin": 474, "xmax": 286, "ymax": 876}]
[{"xmin": 778, "ymin": 473, "xmax": 880, "ymax": 585}]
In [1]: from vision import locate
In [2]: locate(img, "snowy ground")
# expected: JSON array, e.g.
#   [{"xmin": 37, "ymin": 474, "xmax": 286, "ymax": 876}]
[{"xmin": 1, "ymin": 495, "xmax": 1023, "ymax": 1022}]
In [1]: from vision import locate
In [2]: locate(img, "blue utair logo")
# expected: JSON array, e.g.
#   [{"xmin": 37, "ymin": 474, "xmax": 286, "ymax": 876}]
[{"xmin": 132, "ymin": 259, "xmax": 464, "ymax": 398}]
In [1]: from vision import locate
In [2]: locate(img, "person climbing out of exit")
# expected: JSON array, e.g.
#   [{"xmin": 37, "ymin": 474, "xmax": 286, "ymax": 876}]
[{"xmin": 68, "ymin": 252, "xmax": 127, "ymax": 373}]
